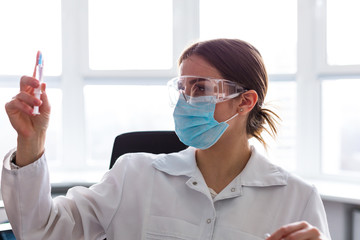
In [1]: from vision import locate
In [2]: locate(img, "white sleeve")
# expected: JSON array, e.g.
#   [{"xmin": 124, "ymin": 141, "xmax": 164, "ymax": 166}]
[
  {"xmin": 301, "ymin": 186, "xmax": 332, "ymax": 240},
  {"xmin": 1, "ymin": 149, "xmax": 129, "ymax": 240}
]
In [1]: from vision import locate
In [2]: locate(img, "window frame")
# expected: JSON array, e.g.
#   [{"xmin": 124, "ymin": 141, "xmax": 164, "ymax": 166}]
[{"xmin": 297, "ymin": 0, "xmax": 360, "ymax": 183}]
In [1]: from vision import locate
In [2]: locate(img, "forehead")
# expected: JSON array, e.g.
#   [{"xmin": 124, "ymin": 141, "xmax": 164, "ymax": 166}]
[{"xmin": 179, "ymin": 55, "xmax": 222, "ymax": 79}]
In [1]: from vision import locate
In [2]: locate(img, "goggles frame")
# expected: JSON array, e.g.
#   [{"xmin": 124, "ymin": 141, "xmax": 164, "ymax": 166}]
[{"xmin": 167, "ymin": 75, "xmax": 248, "ymax": 106}]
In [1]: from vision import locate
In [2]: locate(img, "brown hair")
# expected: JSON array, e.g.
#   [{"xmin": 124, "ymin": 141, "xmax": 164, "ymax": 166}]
[{"xmin": 179, "ymin": 38, "xmax": 280, "ymax": 148}]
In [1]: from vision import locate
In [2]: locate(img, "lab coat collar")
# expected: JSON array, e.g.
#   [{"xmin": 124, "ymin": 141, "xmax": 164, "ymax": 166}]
[
  {"xmin": 152, "ymin": 147, "xmax": 198, "ymax": 177},
  {"xmin": 152, "ymin": 146, "xmax": 288, "ymax": 188},
  {"xmin": 238, "ymin": 146, "xmax": 288, "ymax": 187}
]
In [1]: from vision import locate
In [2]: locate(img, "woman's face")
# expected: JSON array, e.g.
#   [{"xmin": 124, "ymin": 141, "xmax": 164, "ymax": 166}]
[{"xmin": 179, "ymin": 55, "xmax": 239, "ymax": 123}]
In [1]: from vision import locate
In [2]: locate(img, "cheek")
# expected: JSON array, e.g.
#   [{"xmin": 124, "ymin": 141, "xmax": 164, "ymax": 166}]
[{"xmin": 213, "ymin": 101, "xmax": 235, "ymax": 122}]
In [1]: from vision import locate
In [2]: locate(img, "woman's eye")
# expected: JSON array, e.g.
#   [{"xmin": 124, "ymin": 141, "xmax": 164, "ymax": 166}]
[
  {"xmin": 177, "ymin": 83, "xmax": 185, "ymax": 90},
  {"xmin": 196, "ymin": 84, "xmax": 205, "ymax": 91}
]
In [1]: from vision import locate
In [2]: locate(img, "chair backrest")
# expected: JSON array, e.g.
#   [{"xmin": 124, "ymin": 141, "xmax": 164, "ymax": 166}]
[{"xmin": 109, "ymin": 131, "xmax": 188, "ymax": 169}]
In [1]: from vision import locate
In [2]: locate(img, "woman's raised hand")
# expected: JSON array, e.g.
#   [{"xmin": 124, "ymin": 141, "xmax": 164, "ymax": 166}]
[{"xmin": 5, "ymin": 76, "xmax": 51, "ymax": 166}]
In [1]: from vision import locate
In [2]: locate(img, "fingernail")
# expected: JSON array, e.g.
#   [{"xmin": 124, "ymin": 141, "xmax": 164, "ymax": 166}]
[{"xmin": 35, "ymin": 99, "xmax": 42, "ymax": 106}]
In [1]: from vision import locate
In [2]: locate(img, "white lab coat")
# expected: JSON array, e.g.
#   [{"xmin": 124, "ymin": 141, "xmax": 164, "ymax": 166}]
[{"xmin": 1, "ymin": 146, "xmax": 331, "ymax": 240}]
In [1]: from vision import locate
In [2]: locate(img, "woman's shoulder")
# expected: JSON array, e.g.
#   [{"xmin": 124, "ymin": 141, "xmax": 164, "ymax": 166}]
[
  {"xmin": 110, "ymin": 147, "xmax": 196, "ymax": 178},
  {"xmin": 112, "ymin": 152, "xmax": 164, "ymax": 170},
  {"xmin": 250, "ymin": 146, "xmax": 316, "ymax": 192}
]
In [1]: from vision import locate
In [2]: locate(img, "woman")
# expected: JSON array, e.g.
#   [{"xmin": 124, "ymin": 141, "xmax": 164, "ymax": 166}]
[{"xmin": 2, "ymin": 39, "xmax": 331, "ymax": 239}]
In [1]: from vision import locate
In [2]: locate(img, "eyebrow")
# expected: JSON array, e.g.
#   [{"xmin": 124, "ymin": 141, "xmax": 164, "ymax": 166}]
[{"xmin": 188, "ymin": 77, "xmax": 209, "ymax": 85}]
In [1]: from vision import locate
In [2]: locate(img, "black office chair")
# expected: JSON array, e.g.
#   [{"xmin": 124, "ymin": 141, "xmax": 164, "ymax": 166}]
[{"xmin": 109, "ymin": 131, "xmax": 188, "ymax": 169}]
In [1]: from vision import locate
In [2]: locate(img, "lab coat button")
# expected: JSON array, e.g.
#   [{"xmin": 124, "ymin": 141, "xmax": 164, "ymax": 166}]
[
  {"xmin": 192, "ymin": 181, "xmax": 198, "ymax": 185},
  {"xmin": 206, "ymin": 219, "xmax": 211, "ymax": 224},
  {"xmin": 231, "ymin": 187, "xmax": 236, "ymax": 192}
]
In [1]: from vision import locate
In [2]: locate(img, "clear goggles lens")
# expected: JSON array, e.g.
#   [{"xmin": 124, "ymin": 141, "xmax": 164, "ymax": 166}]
[{"xmin": 167, "ymin": 75, "xmax": 248, "ymax": 106}]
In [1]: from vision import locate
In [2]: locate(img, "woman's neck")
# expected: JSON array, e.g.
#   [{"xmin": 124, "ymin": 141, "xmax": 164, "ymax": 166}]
[{"xmin": 195, "ymin": 134, "xmax": 251, "ymax": 194}]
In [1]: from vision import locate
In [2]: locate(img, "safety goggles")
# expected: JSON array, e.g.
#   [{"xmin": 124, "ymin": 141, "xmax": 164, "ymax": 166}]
[{"xmin": 167, "ymin": 75, "xmax": 248, "ymax": 106}]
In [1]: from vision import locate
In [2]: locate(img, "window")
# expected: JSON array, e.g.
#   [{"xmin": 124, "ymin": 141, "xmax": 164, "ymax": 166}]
[
  {"xmin": 0, "ymin": 0, "xmax": 62, "ymax": 178},
  {"xmin": 319, "ymin": 0, "xmax": 360, "ymax": 179},
  {"xmin": 84, "ymin": 84, "xmax": 173, "ymax": 165},
  {"xmin": 200, "ymin": 0, "xmax": 297, "ymax": 74},
  {"xmin": 322, "ymin": 79, "xmax": 360, "ymax": 175},
  {"xmin": 0, "ymin": 0, "xmax": 62, "ymax": 75},
  {"xmin": 326, "ymin": 0, "xmax": 360, "ymax": 65},
  {"xmin": 262, "ymin": 81, "xmax": 297, "ymax": 171},
  {"xmin": 88, "ymin": 0, "xmax": 173, "ymax": 70},
  {"xmin": 0, "ymin": 89, "xmax": 21, "ymax": 154}
]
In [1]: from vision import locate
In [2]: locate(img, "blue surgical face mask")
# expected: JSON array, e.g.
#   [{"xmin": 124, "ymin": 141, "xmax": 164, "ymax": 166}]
[{"xmin": 173, "ymin": 95, "xmax": 238, "ymax": 149}]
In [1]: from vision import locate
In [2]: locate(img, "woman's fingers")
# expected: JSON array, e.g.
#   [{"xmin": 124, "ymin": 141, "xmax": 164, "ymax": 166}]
[
  {"xmin": 5, "ymin": 91, "xmax": 42, "ymax": 116},
  {"xmin": 268, "ymin": 221, "xmax": 323, "ymax": 240},
  {"xmin": 15, "ymin": 91, "xmax": 42, "ymax": 108},
  {"xmin": 13, "ymin": 77, "xmax": 49, "ymax": 116},
  {"xmin": 288, "ymin": 227, "xmax": 322, "ymax": 240},
  {"xmin": 270, "ymin": 221, "xmax": 307, "ymax": 239},
  {"xmin": 20, "ymin": 75, "xmax": 40, "ymax": 92},
  {"xmin": 5, "ymin": 97, "xmax": 34, "ymax": 116}
]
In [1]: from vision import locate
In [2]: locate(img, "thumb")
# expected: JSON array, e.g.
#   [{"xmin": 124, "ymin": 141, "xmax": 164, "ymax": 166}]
[{"xmin": 39, "ymin": 83, "xmax": 51, "ymax": 114}]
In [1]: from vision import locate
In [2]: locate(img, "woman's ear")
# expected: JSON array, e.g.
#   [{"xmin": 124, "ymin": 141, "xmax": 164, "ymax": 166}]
[{"xmin": 237, "ymin": 90, "xmax": 258, "ymax": 114}]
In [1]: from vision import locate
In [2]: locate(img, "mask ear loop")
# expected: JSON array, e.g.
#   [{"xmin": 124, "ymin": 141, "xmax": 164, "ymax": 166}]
[{"xmin": 224, "ymin": 113, "xmax": 239, "ymax": 123}]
